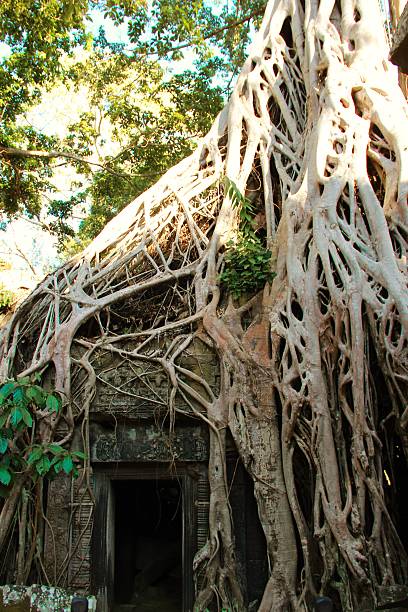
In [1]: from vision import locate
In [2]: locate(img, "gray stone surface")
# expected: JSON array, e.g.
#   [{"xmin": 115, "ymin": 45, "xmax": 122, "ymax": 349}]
[
  {"xmin": 43, "ymin": 475, "xmax": 71, "ymax": 584},
  {"xmin": 91, "ymin": 422, "xmax": 209, "ymax": 462},
  {"xmin": 44, "ymin": 336, "xmax": 216, "ymax": 598},
  {"xmin": 376, "ymin": 584, "xmax": 408, "ymax": 609},
  {"xmin": 391, "ymin": 3, "xmax": 408, "ymax": 73},
  {"xmin": 89, "ymin": 337, "xmax": 219, "ymax": 420},
  {"xmin": 0, "ymin": 586, "xmax": 96, "ymax": 611}
]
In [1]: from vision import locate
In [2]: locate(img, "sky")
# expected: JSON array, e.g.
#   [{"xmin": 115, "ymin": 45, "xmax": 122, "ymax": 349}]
[{"xmin": 87, "ymin": 8, "xmax": 130, "ymax": 45}]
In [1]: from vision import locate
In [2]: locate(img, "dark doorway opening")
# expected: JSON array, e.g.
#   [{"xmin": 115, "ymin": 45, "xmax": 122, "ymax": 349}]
[{"xmin": 113, "ymin": 479, "xmax": 182, "ymax": 612}]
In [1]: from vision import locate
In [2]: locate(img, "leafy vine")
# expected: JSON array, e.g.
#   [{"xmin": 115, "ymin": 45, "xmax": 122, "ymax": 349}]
[
  {"xmin": 0, "ymin": 378, "xmax": 85, "ymax": 492},
  {"xmin": 219, "ymin": 177, "xmax": 275, "ymax": 298}
]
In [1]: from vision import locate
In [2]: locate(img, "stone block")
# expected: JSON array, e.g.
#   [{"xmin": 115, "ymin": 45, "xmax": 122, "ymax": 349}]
[{"xmin": 390, "ymin": 4, "xmax": 408, "ymax": 73}]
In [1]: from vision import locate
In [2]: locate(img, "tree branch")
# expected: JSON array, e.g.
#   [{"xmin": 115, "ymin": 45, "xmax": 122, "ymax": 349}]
[
  {"xmin": 136, "ymin": 8, "xmax": 264, "ymax": 57},
  {"xmin": 0, "ymin": 146, "xmax": 134, "ymax": 181}
]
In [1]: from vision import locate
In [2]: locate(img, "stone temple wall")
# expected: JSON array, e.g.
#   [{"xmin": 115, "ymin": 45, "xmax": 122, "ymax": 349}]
[
  {"xmin": 44, "ymin": 337, "xmax": 218, "ymax": 595},
  {"xmin": 391, "ymin": 3, "xmax": 408, "ymax": 74}
]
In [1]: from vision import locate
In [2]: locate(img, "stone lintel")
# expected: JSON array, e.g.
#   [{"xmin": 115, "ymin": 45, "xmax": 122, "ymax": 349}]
[{"xmin": 390, "ymin": 4, "xmax": 408, "ymax": 73}]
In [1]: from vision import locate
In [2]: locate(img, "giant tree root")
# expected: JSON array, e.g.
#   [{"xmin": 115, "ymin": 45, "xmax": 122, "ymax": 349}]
[{"xmin": 1, "ymin": 0, "xmax": 408, "ymax": 610}]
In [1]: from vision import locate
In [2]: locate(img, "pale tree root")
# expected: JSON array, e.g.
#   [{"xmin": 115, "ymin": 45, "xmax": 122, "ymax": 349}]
[
  {"xmin": 0, "ymin": 0, "xmax": 407, "ymax": 610},
  {"xmin": 194, "ymin": 426, "xmax": 245, "ymax": 611}
]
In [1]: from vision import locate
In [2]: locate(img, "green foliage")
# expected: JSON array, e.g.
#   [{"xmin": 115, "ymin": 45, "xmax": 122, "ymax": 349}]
[
  {"xmin": 0, "ymin": 378, "xmax": 85, "ymax": 492},
  {"xmin": 0, "ymin": 284, "xmax": 14, "ymax": 313},
  {"xmin": 128, "ymin": 0, "xmax": 266, "ymax": 77},
  {"xmin": 0, "ymin": 0, "xmax": 88, "ymax": 121},
  {"xmin": 0, "ymin": 0, "xmax": 265, "ymax": 237},
  {"xmin": 27, "ymin": 444, "xmax": 85, "ymax": 478},
  {"xmin": 223, "ymin": 177, "xmax": 257, "ymax": 237},
  {"xmin": 0, "ymin": 125, "xmax": 57, "ymax": 217},
  {"xmin": 55, "ymin": 50, "xmax": 224, "ymax": 245},
  {"xmin": 0, "ymin": 32, "xmax": 224, "ymax": 234},
  {"xmin": 219, "ymin": 236, "xmax": 275, "ymax": 299},
  {"xmin": 219, "ymin": 177, "xmax": 275, "ymax": 299}
]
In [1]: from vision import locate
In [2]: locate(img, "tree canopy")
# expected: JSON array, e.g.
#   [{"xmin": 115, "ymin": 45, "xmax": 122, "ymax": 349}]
[{"xmin": 0, "ymin": 0, "xmax": 267, "ymax": 251}]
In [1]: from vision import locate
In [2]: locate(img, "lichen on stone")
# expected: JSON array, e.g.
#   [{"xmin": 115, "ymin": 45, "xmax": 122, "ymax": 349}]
[{"xmin": 0, "ymin": 585, "xmax": 96, "ymax": 612}]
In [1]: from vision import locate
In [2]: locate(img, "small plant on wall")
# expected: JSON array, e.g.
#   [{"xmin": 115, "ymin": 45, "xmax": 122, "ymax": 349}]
[
  {"xmin": 219, "ymin": 177, "xmax": 275, "ymax": 299},
  {"xmin": 0, "ymin": 284, "xmax": 14, "ymax": 314},
  {"xmin": 0, "ymin": 377, "xmax": 85, "ymax": 493}
]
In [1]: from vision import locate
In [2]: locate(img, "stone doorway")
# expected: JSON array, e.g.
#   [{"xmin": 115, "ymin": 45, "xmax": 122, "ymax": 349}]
[
  {"xmin": 91, "ymin": 464, "xmax": 197, "ymax": 612},
  {"xmin": 113, "ymin": 478, "xmax": 182, "ymax": 612}
]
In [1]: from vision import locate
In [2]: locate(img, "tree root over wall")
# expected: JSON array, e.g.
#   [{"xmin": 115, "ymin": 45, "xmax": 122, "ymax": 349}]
[{"xmin": 1, "ymin": 1, "xmax": 407, "ymax": 610}]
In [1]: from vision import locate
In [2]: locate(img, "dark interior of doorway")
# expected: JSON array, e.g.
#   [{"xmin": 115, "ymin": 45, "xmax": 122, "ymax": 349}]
[{"xmin": 113, "ymin": 479, "xmax": 182, "ymax": 612}]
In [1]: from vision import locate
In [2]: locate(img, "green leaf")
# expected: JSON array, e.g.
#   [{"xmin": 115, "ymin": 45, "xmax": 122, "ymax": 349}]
[
  {"xmin": 47, "ymin": 444, "xmax": 64, "ymax": 455},
  {"xmin": 35, "ymin": 455, "xmax": 51, "ymax": 476},
  {"xmin": 10, "ymin": 407, "xmax": 23, "ymax": 427},
  {"xmin": 0, "ymin": 437, "xmax": 8, "ymax": 454},
  {"xmin": 46, "ymin": 394, "xmax": 61, "ymax": 413},
  {"xmin": 53, "ymin": 460, "xmax": 63, "ymax": 474},
  {"xmin": 26, "ymin": 385, "xmax": 46, "ymax": 406},
  {"xmin": 62, "ymin": 456, "xmax": 74, "ymax": 474},
  {"xmin": 219, "ymin": 232, "xmax": 274, "ymax": 299},
  {"xmin": 27, "ymin": 447, "xmax": 43, "ymax": 465},
  {"xmin": 72, "ymin": 450, "xmax": 86, "ymax": 460},
  {"xmin": 21, "ymin": 406, "xmax": 33, "ymax": 427},
  {"xmin": 0, "ymin": 382, "xmax": 16, "ymax": 404},
  {"xmin": 0, "ymin": 408, "xmax": 10, "ymax": 428},
  {"xmin": 12, "ymin": 387, "xmax": 25, "ymax": 405},
  {"xmin": 0, "ymin": 465, "xmax": 11, "ymax": 486}
]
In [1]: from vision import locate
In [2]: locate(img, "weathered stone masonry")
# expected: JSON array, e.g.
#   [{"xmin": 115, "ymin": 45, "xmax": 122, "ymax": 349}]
[{"xmin": 43, "ymin": 338, "xmax": 268, "ymax": 611}]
